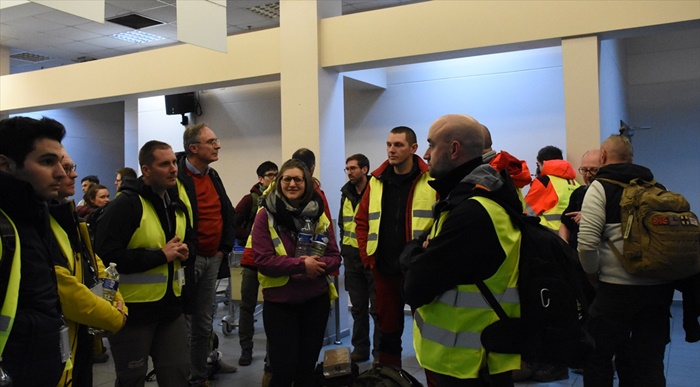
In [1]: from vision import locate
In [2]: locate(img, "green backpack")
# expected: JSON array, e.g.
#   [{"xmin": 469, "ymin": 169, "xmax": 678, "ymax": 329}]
[{"xmin": 598, "ymin": 177, "xmax": 700, "ymax": 280}]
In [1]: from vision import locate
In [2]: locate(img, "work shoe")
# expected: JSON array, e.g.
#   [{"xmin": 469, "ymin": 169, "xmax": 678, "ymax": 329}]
[
  {"xmin": 532, "ymin": 364, "xmax": 569, "ymax": 382},
  {"xmin": 350, "ymin": 352, "xmax": 370, "ymax": 363},
  {"xmin": 239, "ymin": 351, "xmax": 253, "ymax": 366}
]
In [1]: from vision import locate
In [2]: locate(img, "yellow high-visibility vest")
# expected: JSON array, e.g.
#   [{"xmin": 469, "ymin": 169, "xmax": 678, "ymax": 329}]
[
  {"xmin": 121, "ymin": 195, "xmax": 186, "ymax": 303},
  {"xmin": 414, "ymin": 196, "xmax": 521, "ymax": 379}
]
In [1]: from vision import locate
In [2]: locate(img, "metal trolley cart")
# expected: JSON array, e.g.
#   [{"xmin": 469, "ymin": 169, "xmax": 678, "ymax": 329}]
[{"xmin": 221, "ymin": 248, "xmax": 263, "ymax": 336}]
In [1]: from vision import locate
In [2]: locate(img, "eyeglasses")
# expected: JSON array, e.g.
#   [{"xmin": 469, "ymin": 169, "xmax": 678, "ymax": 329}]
[
  {"xmin": 578, "ymin": 167, "xmax": 599, "ymax": 175},
  {"xmin": 280, "ymin": 176, "xmax": 304, "ymax": 185},
  {"xmin": 194, "ymin": 138, "xmax": 220, "ymax": 146},
  {"xmin": 63, "ymin": 164, "xmax": 77, "ymax": 174},
  {"xmin": 344, "ymin": 166, "xmax": 359, "ymax": 173},
  {"xmin": 263, "ymin": 172, "xmax": 277, "ymax": 178}
]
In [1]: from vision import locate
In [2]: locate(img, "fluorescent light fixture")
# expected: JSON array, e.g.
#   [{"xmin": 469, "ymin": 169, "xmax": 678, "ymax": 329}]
[{"xmin": 111, "ymin": 30, "xmax": 165, "ymax": 44}]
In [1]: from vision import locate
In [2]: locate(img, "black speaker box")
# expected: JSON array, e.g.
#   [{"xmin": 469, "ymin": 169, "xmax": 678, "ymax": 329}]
[{"xmin": 165, "ymin": 92, "xmax": 196, "ymax": 115}]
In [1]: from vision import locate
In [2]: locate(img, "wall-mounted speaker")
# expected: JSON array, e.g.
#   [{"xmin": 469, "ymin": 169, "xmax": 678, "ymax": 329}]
[{"xmin": 165, "ymin": 92, "xmax": 196, "ymax": 115}]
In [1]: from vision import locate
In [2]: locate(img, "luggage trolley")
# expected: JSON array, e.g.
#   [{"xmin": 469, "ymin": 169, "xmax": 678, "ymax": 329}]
[
  {"xmin": 221, "ymin": 248, "xmax": 263, "ymax": 336},
  {"xmin": 221, "ymin": 248, "xmax": 242, "ymax": 335}
]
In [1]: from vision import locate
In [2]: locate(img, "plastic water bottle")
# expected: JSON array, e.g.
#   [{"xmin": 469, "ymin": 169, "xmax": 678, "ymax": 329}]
[
  {"xmin": 89, "ymin": 263, "xmax": 119, "ymax": 335},
  {"xmin": 295, "ymin": 218, "xmax": 314, "ymax": 257},
  {"xmin": 310, "ymin": 233, "xmax": 329, "ymax": 257},
  {"xmin": 102, "ymin": 262, "xmax": 119, "ymax": 303}
]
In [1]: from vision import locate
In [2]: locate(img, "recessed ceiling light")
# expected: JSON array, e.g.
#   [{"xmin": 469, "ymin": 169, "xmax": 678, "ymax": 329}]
[
  {"xmin": 10, "ymin": 52, "xmax": 54, "ymax": 63},
  {"xmin": 246, "ymin": 2, "xmax": 280, "ymax": 19},
  {"xmin": 111, "ymin": 30, "xmax": 165, "ymax": 44}
]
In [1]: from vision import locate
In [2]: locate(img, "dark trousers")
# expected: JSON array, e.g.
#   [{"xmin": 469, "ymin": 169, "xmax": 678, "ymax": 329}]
[
  {"xmin": 371, "ymin": 265, "xmax": 405, "ymax": 367},
  {"xmin": 109, "ymin": 313, "xmax": 190, "ymax": 387},
  {"xmin": 344, "ymin": 254, "xmax": 379, "ymax": 358},
  {"xmin": 584, "ymin": 282, "xmax": 673, "ymax": 387},
  {"xmin": 239, "ymin": 266, "xmax": 260, "ymax": 354},
  {"xmin": 263, "ymin": 293, "xmax": 330, "ymax": 387},
  {"xmin": 434, "ymin": 371, "xmax": 513, "ymax": 387}
]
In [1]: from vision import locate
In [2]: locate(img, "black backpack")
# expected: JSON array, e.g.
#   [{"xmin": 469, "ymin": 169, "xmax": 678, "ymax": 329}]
[
  {"xmin": 473, "ymin": 193, "xmax": 594, "ymax": 368},
  {"xmin": 352, "ymin": 364, "xmax": 423, "ymax": 387}
]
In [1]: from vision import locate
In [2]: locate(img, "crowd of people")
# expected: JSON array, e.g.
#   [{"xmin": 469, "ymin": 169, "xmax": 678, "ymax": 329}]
[{"xmin": 1, "ymin": 114, "xmax": 696, "ymax": 387}]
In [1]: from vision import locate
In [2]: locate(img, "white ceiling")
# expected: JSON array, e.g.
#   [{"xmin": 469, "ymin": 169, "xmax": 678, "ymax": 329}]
[{"xmin": 0, "ymin": 0, "xmax": 425, "ymax": 74}]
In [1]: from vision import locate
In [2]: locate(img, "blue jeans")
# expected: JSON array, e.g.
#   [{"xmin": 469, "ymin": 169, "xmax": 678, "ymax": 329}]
[{"xmin": 186, "ymin": 254, "xmax": 223, "ymax": 382}]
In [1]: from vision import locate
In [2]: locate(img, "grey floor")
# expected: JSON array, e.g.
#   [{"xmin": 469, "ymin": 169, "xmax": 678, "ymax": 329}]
[{"xmin": 94, "ymin": 301, "xmax": 699, "ymax": 386}]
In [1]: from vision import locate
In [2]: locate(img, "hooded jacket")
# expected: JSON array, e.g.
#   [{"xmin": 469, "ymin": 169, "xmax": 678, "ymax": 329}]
[
  {"xmin": 401, "ymin": 158, "xmax": 523, "ymax": 308},
  {"xmin": 525, "ymin": 158, "xmax": 579, "ymax": 229},
  {"xmin": 578, "ymin": 162, "xmax": 668, "ymax": 286},
  {"xmin": 0, "ymin": 173, "xmax": 64, "ymax": 386}
]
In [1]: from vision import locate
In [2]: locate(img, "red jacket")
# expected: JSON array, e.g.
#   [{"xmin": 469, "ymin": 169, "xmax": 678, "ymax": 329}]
[
  {"xmin": 488, "ymin": 150, "xmax": 532, "ymax": 189},
  {"xmin": 355, "ymin": 156, "xmax": 433, "ymax": 269}
]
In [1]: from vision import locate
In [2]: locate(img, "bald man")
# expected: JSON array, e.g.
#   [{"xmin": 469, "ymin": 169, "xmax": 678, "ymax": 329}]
[
  {"xmin": 578, "ymin": 135, "xmax": 674, "ymax": 386},
  {"xmin": 402, "ymin": 114, "xmax": 522, "ymax": 386},
  {"xmin": 558, "ymin": 149, "xmax": 601, "ymax": 247}
]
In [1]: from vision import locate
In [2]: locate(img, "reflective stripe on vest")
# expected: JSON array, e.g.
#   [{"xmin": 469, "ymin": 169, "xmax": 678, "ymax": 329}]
[
  {"xmin": 539, "ymin": 176, "xmax": 580, "ymax": 230},
  {"xmin": 0, "ymin": 209, "xmax": 21, "ymax": 356},
  {"xmin": 177, "ymin": 179, "xmax": 194, "ymax": 228},
  {"xmin": 122, "ymin": 195, "xmax": 186, "ymax": 303},
  {"xmin": 414, "ymin": 196, "xmax": 521, "ymax": 379},
  {"xmin": 341, "ymin": 196, "xmax": 359, "ymax": 248},
  {"xmin": 366, "ymin": 172, "xmax": 435, "ymax": 255},
  {"xmin": 258, "ymin": 212, "xmax": 331, "ymax": 289}
]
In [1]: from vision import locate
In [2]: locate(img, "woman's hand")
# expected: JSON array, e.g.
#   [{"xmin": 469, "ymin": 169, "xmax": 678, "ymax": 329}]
[{"xmin": 303, "ymin": 255, "xmax": 326, "ymax": 277}]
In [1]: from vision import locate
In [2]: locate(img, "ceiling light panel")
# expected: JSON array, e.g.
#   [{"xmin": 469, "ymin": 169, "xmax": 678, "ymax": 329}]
[{"xmin": 111, "ymin": 30, "xmax": 165, "ymax": 43}]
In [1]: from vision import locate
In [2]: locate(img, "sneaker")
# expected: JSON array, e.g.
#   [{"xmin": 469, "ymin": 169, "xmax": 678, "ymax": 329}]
[
  {"xmin": 350, "ymin": 352, "xmax": 370, "ymax": 363},
  {"xmin": 239, "ymin": 352, "xmax": 253, "ymax": 366},
  {"xmin": 532, "ymin": 364, "xmax": 568, "ymax": 382}
]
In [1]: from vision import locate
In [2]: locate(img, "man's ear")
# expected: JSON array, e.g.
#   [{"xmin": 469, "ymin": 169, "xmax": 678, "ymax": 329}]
[
  {"xmin": 0, "ymin": 155, "xmax": 16, "ymax": 174},
  {"xmin": 410, "ymin": 142, "xmax": 418, "ymax": 154},
  {"xmin": 140, "ymin": 164, "xmax": 149, "ymax": 177},
  {"xmin": 362, "ymin": 166, "xmax": 369, "ymax": 175}
]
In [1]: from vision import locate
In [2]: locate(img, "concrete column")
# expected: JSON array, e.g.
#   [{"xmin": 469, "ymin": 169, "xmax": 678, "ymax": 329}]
[
  {"xmin": 279, "ymin": 0, "xmax": 349, "ymax": 342},
  {"xmin": 562, "ymin": 35, "xmax": 603, "ymax": 170}
]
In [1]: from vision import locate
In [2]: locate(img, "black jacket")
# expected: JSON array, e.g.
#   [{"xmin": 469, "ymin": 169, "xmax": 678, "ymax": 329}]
[
  {"xmin": 175, "ymin": 152, "xmax": 236, "ymax": 257},
  {"xmin": 94, "ymin": 176, "xmax": 196, "ymax": 322},
  {"xmin": 0, "ymin": 173, "xmax": 64, "ymax": 386},
  {"xmin": 401, "ymin": 159, "xmax": 522, "ymax": 309}
]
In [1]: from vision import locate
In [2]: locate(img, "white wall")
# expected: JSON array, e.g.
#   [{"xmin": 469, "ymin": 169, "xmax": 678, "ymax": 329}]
[
  {"xmin": 599, "ymin": 38, "xmax": 629, "ymax": 141},
  {"xmin": 194, "ymin": 83, "xmax": 283, "ymax": 204},
  {"xmin": 626, "ymin": 29, "xmax": 700, "ymax": 211},
  {"xmin": 345, "ymin": 47, "xmax": 566, "ymax": 174},
  {"xmin": 16, "ymin": 102, "xmax": 125, "ymax": 198}
]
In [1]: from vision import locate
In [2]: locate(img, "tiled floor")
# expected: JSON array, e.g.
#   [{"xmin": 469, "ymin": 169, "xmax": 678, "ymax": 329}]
[{"xmin": 94, "ymin": 301, "xmax": 699, "ymax": 386}]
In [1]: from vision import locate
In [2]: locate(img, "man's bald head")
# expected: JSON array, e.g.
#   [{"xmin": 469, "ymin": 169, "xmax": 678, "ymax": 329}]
[
  {"xmin": 579, "ymin": 149, "xmax": 601, "ymax": 185},
  {"xmin": 424, "ymin": 114, "xmax": 484, "ymax": 178},
  {"xmin": 600, "ymin": 135, "xmax": 633, "ymax": 166},
  {"xmin": 481, "ymin": 125, "xmax": 493, "ymax": 154}
]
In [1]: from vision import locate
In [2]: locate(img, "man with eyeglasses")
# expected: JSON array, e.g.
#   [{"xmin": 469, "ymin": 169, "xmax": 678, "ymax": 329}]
[
  {"xmin": 233, "ymin": 160, "xmax": 278, "ymax": 366},
  {"xmin": 176, "ymin": 124, "xmax": 238, "ymax": 385},
  {"xmin": 558, "ymin": 149, "xmax": 600, "ymax": 248},
  {"xmin": 339, "ymin": 154, "xmax": 379, "ymax": 363}
]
